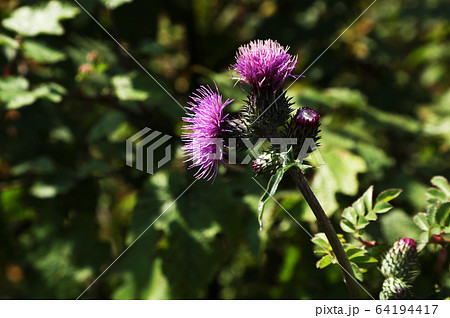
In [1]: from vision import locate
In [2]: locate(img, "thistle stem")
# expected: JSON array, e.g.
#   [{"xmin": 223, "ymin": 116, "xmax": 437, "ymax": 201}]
[{"xmin": 289, "ymin": 167, "xmax": 361, "ymax": 299}]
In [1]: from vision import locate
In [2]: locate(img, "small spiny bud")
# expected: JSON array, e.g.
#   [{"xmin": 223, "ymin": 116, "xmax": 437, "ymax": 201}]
[
  {"xmin": 379, "ymin": 277, "xmax": 413, "ymax": 300},
  {"xmin": 252, "ymin": 151, "xmax": 281, "ymax": 176},
  {"xmin": 381, "ymin": 238, "xmax": 420, "ymax": 284}
]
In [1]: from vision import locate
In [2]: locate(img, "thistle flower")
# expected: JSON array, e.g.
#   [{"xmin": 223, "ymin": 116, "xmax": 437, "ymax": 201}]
[
  {"xmin": 182, "ymin": 84, "xmax": 233, "ymax": 181},
  {"xmin": 233, "ymin": 39, "xmax": 297, "ymax": 92},
  {"xmin": 381, "ymin": 237, "xmax": 420, "ymax": 284}
]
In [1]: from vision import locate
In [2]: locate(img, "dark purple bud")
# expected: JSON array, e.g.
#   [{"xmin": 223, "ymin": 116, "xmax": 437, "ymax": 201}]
[{"xmin": 293, "ymin": 107, "xmax": 320, "ymax": 130}]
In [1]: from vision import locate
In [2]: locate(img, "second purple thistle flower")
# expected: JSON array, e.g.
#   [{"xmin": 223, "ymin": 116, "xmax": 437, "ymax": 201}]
[{"xmin": 181, "ymin": 84, "xmax": 233, "ymax": 181}]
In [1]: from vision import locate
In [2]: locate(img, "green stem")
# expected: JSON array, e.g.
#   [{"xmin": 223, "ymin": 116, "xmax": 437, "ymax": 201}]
[{"xmin": 289, "ymin": 167, "xmax": 361, "ymax": 299}]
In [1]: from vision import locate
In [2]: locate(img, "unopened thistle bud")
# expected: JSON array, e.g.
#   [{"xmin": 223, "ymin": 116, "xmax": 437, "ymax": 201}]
[
  {"xmin": 285, "ymin": 107, "xmax": 321, "ymax": 158},
  {"xmin": 381, "ymin": 238, "xmax": 420, "ymax": 284},
  {"xmin": 379, "ymin": 277, "xmax": 413, "ymax": 300},
  {"xmin": 252, "ymin": 151, "xmax": 281, "ymax": 176}
]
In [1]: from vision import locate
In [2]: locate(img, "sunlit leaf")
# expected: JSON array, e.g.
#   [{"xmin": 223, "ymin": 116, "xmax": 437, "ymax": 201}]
[
  {"xmin": 376, "ymin": 188, "xmax": 403, "ymax": 203},
  {"xmin": 22, "ymin": 40, "xmax": 65, "ymax": 63},
  {"xmin": 112, "ymin": 75, "xmax": 150, "ymax": 101},
  {"xmin": 431, "ymin": 176, "xmax": 450, "ymax": 199},
  {"xmin": 373, "ymin": 201, "xmax": 392, "ymax": 214},
  {"xmin": 101, "ymin": 0, "xmax": 134, "ymax": 10},
  {"xmin": 2, "ymin": 1, "xmax": 79, "ymax": 36},
  {"xmin": 413, "ymin": 212, "xmax": 430, "ymax": 231},
  {"xmin": 0, "ymin": 33, "xmax": 19, "ymax": 49}
]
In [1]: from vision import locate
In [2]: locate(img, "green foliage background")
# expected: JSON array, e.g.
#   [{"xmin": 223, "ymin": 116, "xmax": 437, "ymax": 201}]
[{"xmin": 0, "ymin": 0, "xmax": 449, "ymax": 299}]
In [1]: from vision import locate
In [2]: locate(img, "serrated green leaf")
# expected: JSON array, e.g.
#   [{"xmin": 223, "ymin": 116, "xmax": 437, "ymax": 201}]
[
  {"xmin": 363, "ymin": 185, "xmax": 373, "ymax": 213},
  {"xmin": 311, "ymin": 233, "xmax": 331, "ymax": 251},
  {"xmin": 427, "ymin": 188, "xmax": 446, "ymax": 201},
  {"xmin": 350, "ymin": 263, "xmax": 363, "ymax": 281},
  {"xmin": 430, "ymin": 225, "xmax": 441, "ymax": 235},
  {"xmin": 2, "ymin": 1, "xmax": 79, "ymax": 37},
  {"xmin": 258, "ymin": 166, "xmax": 291, "ymax": 228},
  {"xmin": 22, "ymin": 40, "xmax": 65, "ymax": 63},
  {"xmin": 342, "ymin": 207, "xmax": 357, "ymax": 225},
  {"xmin": 353, "ymin": 197, "xmax": 365, "ymax": 217},
  {"xmin": 436, "ymin": 202, "xmax": 450, "ymax": 227},
  {"xmin": 373, "ymin": 201, "xmax": 392, "ymax": 214},
  {"xmin": 376, "ymin": 188, "xmax": 403, "ymax": 203},
  {"xmin": 340, "ymin": 219, "xmax": 356, "ymax": 233},
  {"xmin": 365, "ymin": 210, "xmax": 377, "ymax": 221},
  {"xmin": 428, "ymin": 204, "xmax": 437, "ymax": 225},
  {"xmin": 345, "ymin": 248, "xmax": 367, "ymax": 259},
  {"xmin": 418, "ymin": 232, "xmax": 430, "ymax": 252},
  {"xmin": 431, "ymin": 176, "xmax": 450, "ymax": 199},
  {"xmin": 355, "ymin": 217, "xmax": 370, "ymax": 229},
  {"xmin": 414, "ymin": 212, "xmax": 430, "ymax": 231},
  {"xmin": 316, "ymin": 255, "xmax": 334, "ymax": 268},
  {"xmin": 351, "ymin": 255, "xmax": 377, "ymax": 264}
]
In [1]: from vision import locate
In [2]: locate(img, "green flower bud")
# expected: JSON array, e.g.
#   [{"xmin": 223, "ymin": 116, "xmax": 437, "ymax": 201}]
[
  {"xmin": 381, "ymin": 238, "xmax": 420, "ymax": 284},
  {"xmin": 252, "ymin": 150, "xmax": 281, "ymax": 176},
  {"xmin": 379, "ymin": 277, "xmax": 413, "ymax": 300}
]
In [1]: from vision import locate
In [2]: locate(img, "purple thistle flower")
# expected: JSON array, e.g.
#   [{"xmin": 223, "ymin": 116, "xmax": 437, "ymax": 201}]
[
  {"xmin": 232, "ymin": 39, "xmax": 298, "ymax": 92},
  {"xmin": 182, "ymin": 84, "xmax": 233, "ymax": 181}
]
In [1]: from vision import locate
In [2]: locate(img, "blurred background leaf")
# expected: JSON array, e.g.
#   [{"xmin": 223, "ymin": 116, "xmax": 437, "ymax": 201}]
[{"xmin": 0, "ymin": 0, "xmax": 449, "ymax": 300}]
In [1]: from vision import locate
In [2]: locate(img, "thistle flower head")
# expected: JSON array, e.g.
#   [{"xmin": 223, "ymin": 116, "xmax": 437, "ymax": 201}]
[
  {"xmin": 182, "ymin": 84, "xmax": 233, "ymax": 181},
  {"xmin": 381, "ymin": 237, "xmax": 420, "ymax": 284},
  {"xmin": 232, "ymin": 39, "xmax": 297, "ymax": 92}
]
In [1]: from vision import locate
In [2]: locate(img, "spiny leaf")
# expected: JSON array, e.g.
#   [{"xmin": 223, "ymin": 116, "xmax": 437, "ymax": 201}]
[{"xmin": 257, "ymin": 165, "xmax": 290, "ymax": 229}]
